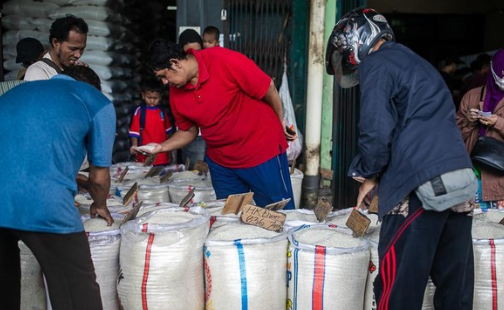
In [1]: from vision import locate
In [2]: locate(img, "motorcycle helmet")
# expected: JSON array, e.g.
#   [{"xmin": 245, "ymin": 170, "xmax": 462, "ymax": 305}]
[{"xmin": 325, "ymin": 7, "xmax": 395, "ymax": 88}]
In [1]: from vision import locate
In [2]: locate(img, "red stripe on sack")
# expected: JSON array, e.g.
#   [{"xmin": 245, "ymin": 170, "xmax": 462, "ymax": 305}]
[
  {"xmin": 141, "ymin": 224, "xmax": 155, "ymax": 310},
  {"xmin": 135, "ymin": 193, "xmax": 139, "ymax": 203},
  {"xmin": 312, "ymin": 245, "xmax": 326, "ymax": 310},
  {"xmin": 490, "ymin": 239, "xmax": 497, "ymax": 310}
]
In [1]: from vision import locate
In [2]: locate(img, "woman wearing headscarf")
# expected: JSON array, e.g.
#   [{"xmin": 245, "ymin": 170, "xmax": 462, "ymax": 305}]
[{"xmin": 457, "ymin": 48, "xmax": 504, "ymax": 210}]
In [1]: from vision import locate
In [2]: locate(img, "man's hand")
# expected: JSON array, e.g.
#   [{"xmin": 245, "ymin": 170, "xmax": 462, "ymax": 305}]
[
  {"xmin": 356, "ymin": 177, "xmax": 378, "ymax": 210},
  {"xmin": 89, "ymin": 202, "xmax": 114, "ymax": 226},
  {"xmin": 282, "ymin": 119, "xmax": 297, "ymax": 141}
]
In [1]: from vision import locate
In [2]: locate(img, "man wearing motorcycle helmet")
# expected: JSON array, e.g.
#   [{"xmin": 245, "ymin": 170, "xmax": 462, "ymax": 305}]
[{"xmin": 326, "ymin": 8, "xmax": 474, "ymax": 310}]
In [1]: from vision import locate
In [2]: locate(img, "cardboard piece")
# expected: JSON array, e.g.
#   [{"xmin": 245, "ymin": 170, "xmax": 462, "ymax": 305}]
[
  {"xmin": 314, "ymin": 197, "xmax": 333, "ymax": 222},
  {"xmin": 160, "ymin": 171, "xmax": 173, "ymax": 183},
  {"xmin": 145, "ymin": 166, "xmax": 164, "ymax": 178},
  {"xmin": 185, "ymin": 157, "xmax": 190, "ymax": 170},
  {"xmin": 346, "ymin": 209, "xmax": 371, "ymax": 237},
  {"xmin": 193, "ymin": 160, "xmax": 209, "ymax": 176},
  {"xmin": 240, "ymin": 204, "xmax": 286, "ymax": 232},
  {"xmin": 120, "ymin": 201, "xmax": 143, "ymax": 227},
  {"xmin": 222, "ymin": 192, "xmax": 254, "ymax": 215},
  {"xmin": 179, "ymin": 188, "xmax": 195, "ymax": 208},
  {"xmin": 499, "ymin": 217, "xmax": 504, "ymax": 226},
  {"xmin": 123, "ymin": 182, "xmax": 139, "ymax": 206},
  {"xmin": 264, "ymin": 198, "xmax": 291, "ymax": 211},
  {"xmin": 143, "ymin": 154, "xmax": 157, "ymax": 166},
  {"xmin": 116, "ymin": 166, "xmax": 129, "ymax": 183},
  {"xmin": 368, "ymin": 196, "xmax": 379, "ymax": 214}
]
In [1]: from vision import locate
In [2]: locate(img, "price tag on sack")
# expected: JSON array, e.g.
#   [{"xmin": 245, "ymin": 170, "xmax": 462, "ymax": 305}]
[
  {"xmin": 120, "ymin": 201, "xmax": 143, "ymax": 227},
  {"xmin": 240, "ymin": 204, "xmax": 286, "ymax": 232},
  {"xmin": 264, "ymin": 198, "xmax": 291, "ymax": 211},
  {"xmin": 116, "ymin": 166, "xmax": 129, "ymax": 183},
  {"xmin": 222, "ymin": 192, "xmax": 254, "ymax": 215},
  {"xmin": 368, "ymin": 196, "xmax": 379, "ymax": 214},
  {"xmin": 160, "ymin": 171, "xmax": 173, "ymax": 183},
  {"xmin": 313, "ymin": 197, "xmax": 333, "ymax": 222},
  {"xmin": 143, "ymin": 154, "xmax": 157, "ymax": 166},
  {"xmin": 346, "ymin": 209, "xmax": 371, "ymax": 237},
  {"xmin": 123, "ymin": 182, "xmax": 139, "ymax": 206},
  {"xmin": 145, "ymin": 166, "xmax": 164, "ymax": 178},
  {"xmin": 179, "ymin": 188, "xmax": 196, "ymax": 208}
]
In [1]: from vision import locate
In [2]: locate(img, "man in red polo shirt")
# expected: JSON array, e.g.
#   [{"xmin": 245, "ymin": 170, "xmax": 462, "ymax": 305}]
[{"xmin": 142, "ymin": 39, "xmax": 295, "ymax": 209}]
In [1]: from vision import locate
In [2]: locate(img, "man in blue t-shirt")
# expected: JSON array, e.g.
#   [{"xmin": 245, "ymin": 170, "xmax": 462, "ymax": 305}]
[{"xmin": 0, "ymin": 66, "xmax": 116, "ymax": 310}]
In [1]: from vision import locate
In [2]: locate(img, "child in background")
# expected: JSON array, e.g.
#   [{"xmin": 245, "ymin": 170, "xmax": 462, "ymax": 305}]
[
  {"xmin": 202, "ymin": 26, "xmax": 221, "ymax": 48},
  {"xmin": 129, "ymin": 78, "xmax": 173, "ymax": 166}
]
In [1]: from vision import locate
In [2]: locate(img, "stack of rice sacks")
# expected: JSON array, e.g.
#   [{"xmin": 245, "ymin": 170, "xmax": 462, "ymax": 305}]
[{"xmin": 117, "ymin": 207, "xmax": 210, "ymax": 309}]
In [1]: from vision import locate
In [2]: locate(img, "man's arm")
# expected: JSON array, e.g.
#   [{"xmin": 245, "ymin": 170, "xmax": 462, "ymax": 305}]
[
  {"xmin": 87, "ymin": 165, "xmax": 113, "ymax": 226},
  {"xmin": 143, "ymin": 124, "xmax": 198, "ymax": 154},
  {"xmin": 262, "ymin": 80, "xmax": 296, "ymax": 140}
]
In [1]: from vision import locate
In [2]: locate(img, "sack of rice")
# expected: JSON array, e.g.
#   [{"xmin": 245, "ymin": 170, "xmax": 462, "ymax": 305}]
[
  {"xmin": 474, "ymin": 209, "xmax": 504, "ymax": 224},
  {"xmin": 325, "ymin": 207, "xmax": 354, "ymax": 227},
  {"xmin": 421, "ymin": 278, "xmax": 436, "ymax": 310},
  {"xmin": 118, "ymin": 207, "xmax": 210, "ymax": 310},
  {"xmin": 192, "ymin": 200, "xmax": 240, "ymax": 230},
  {"xmin": 363, "ymin": 225, "xmax": 380, "ymax": 310},
  {"xmin": 118, "ymin": 178, "xmax": 170, "ymax": 204},
  {"xmin": 283, "ymin": 209, "xmax": 324, "ymax": 231},
  {"xmin": 136, "ymin": 202, "xmax": 179, "ymax": 217},
  {"xmin": 18, "ymin": 241, "xmax": 46, "ymax": 310},
  {"xmin": 168, "ymin": 177, "xmax": 216, "ymax": 204},
  {"xmin": 288, "ymin": 225, "xmax": 369, "ymax": 310},
  {"xmin": 83, "ymin": 215, "xmax": 123, "ymax": 310},
  {"xmin": 204, "ymin": 222, "xmax": 288, "ymax": 310},
  {"xmin": 472, "ymin": 220, "xmax": 504, "ymax": 309},
  {"xmin": 75, "ymin": 194, "xmax": 132, "ymax": 215}
]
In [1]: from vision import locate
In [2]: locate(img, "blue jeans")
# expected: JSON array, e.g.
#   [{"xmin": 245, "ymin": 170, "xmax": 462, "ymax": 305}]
[
  {"xmin": 206, "ymin": 153, "xmax": 295, "ymax": 210},
  {"xmin": 182, "ymin": 136, "xmax": 206, "ymax": 170}
]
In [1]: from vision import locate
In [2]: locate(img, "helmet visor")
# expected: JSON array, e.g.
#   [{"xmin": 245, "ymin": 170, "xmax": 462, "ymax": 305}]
[{"xmin": 330, "ymin": 51, "xmax": 359, "ymax": 88}]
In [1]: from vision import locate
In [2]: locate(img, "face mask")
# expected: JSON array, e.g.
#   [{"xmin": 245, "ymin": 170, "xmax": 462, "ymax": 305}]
[{"xmin": 491, "ymin": 62, "xmax": 504, "ymax": 91}]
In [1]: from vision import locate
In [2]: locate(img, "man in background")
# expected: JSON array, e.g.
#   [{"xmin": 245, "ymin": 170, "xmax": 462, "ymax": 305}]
[
  {"xmin": 24, "ymin": 15, "xmax": 88, "ymax": 81},
  {"xmin": 0, "ymin": 66, "xmax": 115, "ymax": 310},
  {"xmin": 15, "ymin": 37, "xmax": 45, "ymax": 80}
]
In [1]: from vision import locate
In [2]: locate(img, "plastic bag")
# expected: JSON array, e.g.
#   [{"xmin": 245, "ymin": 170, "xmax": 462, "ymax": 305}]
[{"xmin": 279, "ymin": 69, "xmax": 303, "ymax": 162}]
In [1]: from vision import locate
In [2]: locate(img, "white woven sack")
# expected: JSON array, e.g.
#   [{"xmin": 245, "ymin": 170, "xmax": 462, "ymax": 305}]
[
  {"xmin": 83, "ymin": 215, "xmax": 124, "ymax": 310},
  {"xmin": 19, "ymin": 241, "xmax": 46, "ymax": 310},
  {"xmin": 3, "ymin": 0, "xmax": 60, "ymax": 18},
  {"xmin": 49, "ymin": 6, "xmax": 120, "ymax": 23},
  {"xmin": 29, "ymin": 18, "xmax": 55, "ymax": 33},
  {"xmin": 472, "ymin": 224, "xmax": 504, "ymax": 310},
  {"xmin": 204, "ymin": 222, "xmax": 288, "ymax": 310},
  {"xmin": 1, "ymin": 15, "xmax": 34, "ymax": 30},
  {"xmin": 283, "ymin": 209, "xmax": 323, "ymax": 231},
  {"xmin": 288, "ymin": 225, "xmax": 370, "ymax": 310},
  {"xmin": 168, "ymin": 177, "xmax": 216, "ymax": 204},
  {"xmin": 3, "ymin": 30, "xmax": 47, "ymax": 46},
  {"xmin": 118, "ymin": 207, "xmax": 209, "ymax": 310},
  {"xmin": 363, "ymin": 230, "xmax": 379, "ymax": 310},
  {"xmin": 85, "ymin": 35, "xmax": 115, "ymax": 51},
  {"xmin": 3, "ymin": 58, "xmax": 23, "ymax": 71}
]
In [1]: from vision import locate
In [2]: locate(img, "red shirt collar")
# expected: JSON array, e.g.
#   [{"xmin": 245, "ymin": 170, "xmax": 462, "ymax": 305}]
[{"xmin": 183, "ymin": 49, "xmax": 209, "ymax": 90}]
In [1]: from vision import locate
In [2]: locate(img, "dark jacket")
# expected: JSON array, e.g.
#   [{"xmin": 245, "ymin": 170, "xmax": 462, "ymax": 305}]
[{"xmin": 349, "ymin": 41, "xmax": 473, "ymax": 219}]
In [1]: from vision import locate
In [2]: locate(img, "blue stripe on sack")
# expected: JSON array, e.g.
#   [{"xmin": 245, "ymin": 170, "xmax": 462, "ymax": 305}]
[
  {"xmin": 235, "ymin": 239, "xmax": 248, "ymax": 310},
  {"xmin": 293, "ymin": 248, "xmax": 299, "ymax": 310}
]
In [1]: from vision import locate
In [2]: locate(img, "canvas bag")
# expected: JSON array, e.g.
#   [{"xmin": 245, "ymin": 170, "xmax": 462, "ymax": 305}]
[{"xmin": 415, "ymin": 168, "xmax": 477, "ymax": 211}]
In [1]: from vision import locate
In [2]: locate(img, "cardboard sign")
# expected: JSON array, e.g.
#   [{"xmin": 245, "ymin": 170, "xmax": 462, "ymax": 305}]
[
  {"xmin": 264, "ymin": 198, "xmax": 291, "ymax": 211},
  {"xmin": 145, "ymin": 166, "xmax": 164, "ymax": 178},
  {"xmin": 123, "ymin": 182, "xmax": 139, "ymax": 206},
  {"xmin": 160, "ymin": 171, "xmax": 173, "ymax": 183},
  {"xmin": 346, "ymin": 209, "xmax": 371, "ymax": 237},
  {"xmin": 240, "ymin": 204, "xmax": 286, "ymax": 232},
  {"xmin": 179, "ymin": 188, "xmax": 195, "ymax": 208},
  {"xmin": 116, "ymin": 166, "xmax": 129, "ymax": 183},
  {"xmin": 120, "ymin": 201, "xmax": 143, "ymax": 227},
  {"xmin": 143, "ymin": 154, "xmax": 157, "ymax": 166},
  {"xmin": 314, "ymin": 197, "xmax": 333, "ymax": 222},
  {"xmin": 193, "ymin": 160, "xmax": 209, "ymax": 176},
  {"xmin": 499, "ymin": 217, "xmax": 504, "ymax": 226},
  {"xmin": 185, "ymin": 158, "xmax": 191, "ymax": 170},
  {"xmin": 368, "ymin": 196, "xmax": 379, "ymax": 214},
  {"xmin": 222, "ymin": 192, "xmax": 254, "ymax": 215}
]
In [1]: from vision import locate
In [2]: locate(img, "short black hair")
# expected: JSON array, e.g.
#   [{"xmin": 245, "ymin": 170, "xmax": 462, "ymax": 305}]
[
  {"xmin": 203, "ymin": 26, "xmax": 220, "ymax": 39},
  {"xmin": 49, "ymin": 15, "xmax": 88, "ymax": 45},
  {"xmin": 63, "ymin": 66, "xmax": 101, "ymax": 91},
  {"xmin": 144, "ymin": 39, "xmax": 187, "ymax": 72},
  {"xmin": 178, "ymin": 29, "xmax": 203, "ymax": 48},
  {"xmin": 140, "ymin": 77, "xmax": 163, "ymax": 93}
]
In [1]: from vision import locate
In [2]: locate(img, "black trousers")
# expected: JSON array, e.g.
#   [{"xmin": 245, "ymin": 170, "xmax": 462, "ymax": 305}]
[
  {"xmin": 0, "ymin": 228, "xmax": 103, "ymax": 310},
  {"xmin": 374, "ymin": 193, "xmax": 474, "ymax": 310}
]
